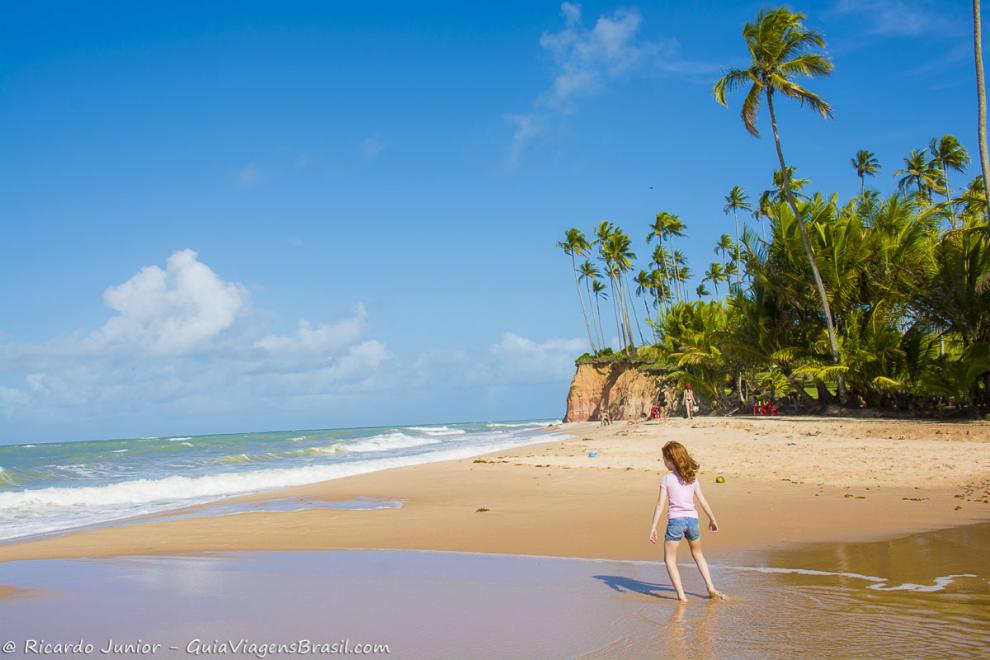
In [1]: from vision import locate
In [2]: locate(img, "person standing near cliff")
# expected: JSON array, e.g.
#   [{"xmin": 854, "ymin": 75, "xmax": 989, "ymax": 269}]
[{"xmin": 683, "ymin": 384, "xmax": 698, "ymax": 420}]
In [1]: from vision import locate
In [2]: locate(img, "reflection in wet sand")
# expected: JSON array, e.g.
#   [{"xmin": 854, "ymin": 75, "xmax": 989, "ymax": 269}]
[{"xmin": 0, "ymin": 524, "xmax": 985, "ymax": 658}]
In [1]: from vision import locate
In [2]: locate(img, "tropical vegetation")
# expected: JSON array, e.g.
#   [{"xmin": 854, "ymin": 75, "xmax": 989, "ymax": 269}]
[{"xmin": 557, "ymin": 6, "xmax": 990, "ymax": 416}]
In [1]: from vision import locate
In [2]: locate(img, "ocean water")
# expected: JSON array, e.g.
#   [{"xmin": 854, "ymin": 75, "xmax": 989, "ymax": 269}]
[{"xmin": 0, "ymin": 420, "xmax": 559, "ymax": 541}]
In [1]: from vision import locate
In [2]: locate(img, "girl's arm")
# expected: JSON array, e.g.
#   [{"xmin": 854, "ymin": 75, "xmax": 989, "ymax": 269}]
[
  {"xmin": 695, "ymin": 483, "xmax": 719, "ymax": 532},
  {"xmin": 649, "ymin": 484, "xmax": 668, "ymax": 543}
]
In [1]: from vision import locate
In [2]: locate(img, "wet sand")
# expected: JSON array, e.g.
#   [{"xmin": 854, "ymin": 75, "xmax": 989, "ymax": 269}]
[{"xmin": 0, "ymin": 523, "xmax": 986, "ymax": 658}]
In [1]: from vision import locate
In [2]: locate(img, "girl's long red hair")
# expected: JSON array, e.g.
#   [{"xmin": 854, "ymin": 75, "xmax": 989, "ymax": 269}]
[{"xmin": 662, "ymin": 441, "xmax": 699, "ymax": 482}]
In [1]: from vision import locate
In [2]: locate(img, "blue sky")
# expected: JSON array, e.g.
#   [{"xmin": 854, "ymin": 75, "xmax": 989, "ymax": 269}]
[{"xmin": 0, "ymin": 0, "xmax": 980, "ymax": 443}]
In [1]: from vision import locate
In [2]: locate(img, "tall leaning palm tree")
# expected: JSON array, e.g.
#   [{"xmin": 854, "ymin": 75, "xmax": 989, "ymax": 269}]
[
  {"xmin": 974, "ymin": 0, "xmax": 990, "ymax": 224},
  {"xmin": 851, "ymin": 149, "xmax": 880, "ymax": 196},
  {"xmin": 930, "ymin": 135, "xmax": 971, "ymax": 228},
  {"xmin": 713, "ymin": 7, "xmax": 842, "ymax": 378},
  {"xmin": 557, "ymin": 229, "xmax": 597, "ymax": 353}
]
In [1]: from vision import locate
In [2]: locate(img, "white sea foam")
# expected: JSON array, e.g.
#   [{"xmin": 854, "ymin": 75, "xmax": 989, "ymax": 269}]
[
  {"xmin": 866, "ymin": 574, "xmax": 977, "ymax": 592},
  {"xmin": 727, "ymin": 566, "xmax": 979, "ymax": 593},
  {"xmin": 111, "ymin": 449, "xmax": 129, "ymax": 454},
  {"xmin": 288, "ymin": 436, "xmax": 308, "ymax": 442},
  {"xmin": 487, "ymin": 422, "xmax": 548, "ymax": 428},
  {"xmin": 337, "ymin": 433, "xmax": 442, "ymax": 452},
  {"xmin": 0, "ymin": 432, "xmax": 568, "ymax": 541},
  {"xmin": 167, "ymin": 437, "xmax": 193, "ymax": 442},
  {"xmin": 407, "ymin": 426, "xmax": 466, "ymax": 436}
]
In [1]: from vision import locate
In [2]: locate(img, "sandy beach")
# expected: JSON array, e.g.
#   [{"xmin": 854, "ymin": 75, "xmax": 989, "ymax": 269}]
[
  {"xmin": 1, "ymin": 416, "xmax": 988, "ymax": 657},
  {"xmin": 1, "ymin": 416, "xmax": 988, "ymax": 563}
]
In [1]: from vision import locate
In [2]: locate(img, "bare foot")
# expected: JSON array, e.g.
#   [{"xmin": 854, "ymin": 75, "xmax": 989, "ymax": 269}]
[
  {"xmin": 708, "ymin": 590, "xmax": 727, "ymax": 600},
  {"xmin": 676, "ymin": 595, "xmax": 688, "ymax": 603}
]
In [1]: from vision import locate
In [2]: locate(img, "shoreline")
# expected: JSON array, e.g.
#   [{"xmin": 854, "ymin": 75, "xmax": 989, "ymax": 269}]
[{"xmin": 0, "ymin": 416, "xmax": 987, "ymax": 564}]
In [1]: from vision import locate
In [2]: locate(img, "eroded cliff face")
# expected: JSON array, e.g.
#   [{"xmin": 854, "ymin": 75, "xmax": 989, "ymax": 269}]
[{"xmin": 564, "ymin": 363, "xmax": 661, "ymax": 422}]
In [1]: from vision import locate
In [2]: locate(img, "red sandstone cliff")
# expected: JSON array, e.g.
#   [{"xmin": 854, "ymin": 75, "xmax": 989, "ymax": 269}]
[{"xmin": 563, "ymin": 363, "xmax": 661, "ymax": 422}]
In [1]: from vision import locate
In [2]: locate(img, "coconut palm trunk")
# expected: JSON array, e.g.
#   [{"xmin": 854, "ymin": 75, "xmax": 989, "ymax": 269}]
[
  {"xmin": 941, "ymin": 162, "xmax": 960, "ymax": 230},
  {"xmin": 766, "ymin": 91, "xmax": 844, "ymax": 397},
  {"xmin": 586, "ymin": 276, "xmax": 608, "ymax": 351},
  {"xmin": 623, "ymin": 273, "xmax": 646, "ymax": 345},
  {"xmin": 976, "ymin": 0, "xmax": 990, "ymax": 224},
  {"xmin": 570, "ymin": 252, "xmax": 597, "ymax": 353},
  {"xmin": 609, "ymin": 276, "xmax": 625, "ymax": 351},
  {"xmin": 617, "ymin": 276, "xmax": 637, "ymax": 350}
]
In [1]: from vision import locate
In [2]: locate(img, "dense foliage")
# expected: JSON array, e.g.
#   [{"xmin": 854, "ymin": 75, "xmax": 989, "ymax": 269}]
[{"xmin": 558, "ymin": 7, "xmax": 990, "ymax": 414}]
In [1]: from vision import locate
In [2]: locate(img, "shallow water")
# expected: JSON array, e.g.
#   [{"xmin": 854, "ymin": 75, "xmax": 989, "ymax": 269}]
[
  {"xmin": 0, "ymin": 523, "xmax": 986, "ymax": 658},
  {"xmin": 0, "ymin": 420, "xmax": 556, "ymax": 540}
]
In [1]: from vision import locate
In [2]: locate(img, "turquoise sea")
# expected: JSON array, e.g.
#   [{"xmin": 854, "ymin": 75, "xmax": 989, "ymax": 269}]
[{"xmin": 0, "ymin": 419, "xmax": 560, "ymax": 541}]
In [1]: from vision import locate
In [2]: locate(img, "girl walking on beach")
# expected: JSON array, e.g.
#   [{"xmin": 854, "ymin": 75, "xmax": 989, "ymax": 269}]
[{"xmin": 649, "ymin": 441, "xmax": 723, "ymax": 601}]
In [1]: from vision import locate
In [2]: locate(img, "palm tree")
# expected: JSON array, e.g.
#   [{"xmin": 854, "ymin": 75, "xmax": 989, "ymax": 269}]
[
  {"xmin": 974, "ymin": 0, "xmax": 990, "ymax": 224},
  {"xmin": 960, "ymin": 175, "xmax": 989, "ymax": 223},
  {"xmin": 695, "ymin": 283, "xmax": 711, "ymax": 299},
  {"xmin": 715, "ymin": 233, "xmax": 735, "ymax": 291},
  {"xmin": 770, "ymin": 166, "xmax": 810, "ymax": 201},
  {"xmin": 635, "ymin": 270, "xmax": 658, "ymax": 342},
  {"xmin": 579, "ymin": 260, "xmax": 605, "ymax": 349},
  {"xmin": 930, "ymin": 135, "xmax": 972, "ymax": 228},
  {"xmin": 599, "ymin": 226, "xmax": 638, "ymax": 350},
  {"xmin": 896, "ymin": 150, "xmax": 942, "ymax": 202},
  {"xmin": 754, "ymin": 189, "xmax": 772, "ymax": 241},
  {"xmin": 703, "ymin": 263, "xmax": 726, "ymax": 297},
  {"xmin": 673, "ymin": 250, "xmax": 689, "ymax": 303},
  {"xmin": 713, "ymin": 7, "xmax": 842, "ymax": 380},
  {"xmin": 650, "ymin": 244, "xmax": 672, "ymax": 313},
  {"xmin": 723, "ymin": 186, "xmax": 751, "ymax": 248},
  {"xmin": 725, "ymin": 260, "xmax": 741, "ymax": 291},
  {"xmin": 851, "ymin": 149, "xmax": 880, "ymax": 196},
  {"xmin": 557, "ymin": 228, "xmax": 597, "ymax": 353},
  {"xmin": 657, "ymin": 213, "xmax": 688, "ymax": 301},
  {"xmin": 591, "ymin": 279, "xmax": 609, "ymax": 346}
]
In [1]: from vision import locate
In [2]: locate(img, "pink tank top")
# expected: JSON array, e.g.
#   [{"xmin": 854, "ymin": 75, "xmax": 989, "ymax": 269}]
[{"xmin": 663, "ymin": 471, "xmax": 698, "ymax": 519}]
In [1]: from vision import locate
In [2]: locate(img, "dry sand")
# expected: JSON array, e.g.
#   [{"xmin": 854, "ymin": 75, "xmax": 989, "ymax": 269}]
[{"xmin": 0, "ymin": 416, "xmax": 988, "ymax": 564}]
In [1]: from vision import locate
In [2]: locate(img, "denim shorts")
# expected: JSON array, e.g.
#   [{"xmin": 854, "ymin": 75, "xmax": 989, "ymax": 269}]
[{"xmin": 665, "ymin": 517, "xmax": 701, "ymax": 542}]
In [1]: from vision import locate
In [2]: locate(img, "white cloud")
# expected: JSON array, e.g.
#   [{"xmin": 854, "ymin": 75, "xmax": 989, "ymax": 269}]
[
  {"xmin": 0, "ymin": 251, "xmax": 393, "ymax": 427},
  {"xmin": 507, "ymin": 3, "xmax": 720, "ymax": 163},
  {"xmin": 506, "ymin": 113, "xmax": 543, "ymax": 166},
  {"xmin": 0, "ymin": 251, "xmax": 584, "ymax": 436},
  {"xmin": 413, "ymin": 332, "xmax": 586, "ymax": 387},
  {"xmin": 829, "ymin": 0, "xmax": 963, "ymax": 37},
  {"xmin": 86, "ymin": 249, "xmax": 248, "ymax": 355},
  {"xmin": 255, "ymin": 304, "xmax": 368, "ymax": 354},
  {"xmin": 488, "ymin": 332, "xmax": 586, "ymax": 382},
  {"xmin": 538, "ymin": 2, "xmax": 646, "ymax": 109},
  {"xmin": 361, "ymin": 134, "xmax": 384, "ymax": 161}
]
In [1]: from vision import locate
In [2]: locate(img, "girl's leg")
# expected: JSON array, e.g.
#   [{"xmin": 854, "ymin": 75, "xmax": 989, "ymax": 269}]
[
  {"xmin": 663, "ymin": 540, "xmax": 687, "ymax": 601},
  {"xmin": 686, "ymin": 538, "xmax": 723, "ymax": 598}
]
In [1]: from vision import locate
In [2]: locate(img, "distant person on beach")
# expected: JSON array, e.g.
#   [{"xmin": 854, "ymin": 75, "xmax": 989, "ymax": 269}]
[
  {"xmin": 600, "ymin": 409, "xmax": 611, "ymax": 426},
  {"xmin": 683, "ymin": 384, "xmax": 698, "ymax": 419},
  {"xmin": 655, "ymin": 388, "xmax": 669, "ymax": 421},
  {"xmin": 649, "ymin": 441, "xmax": 723, "ymax": 601}
]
